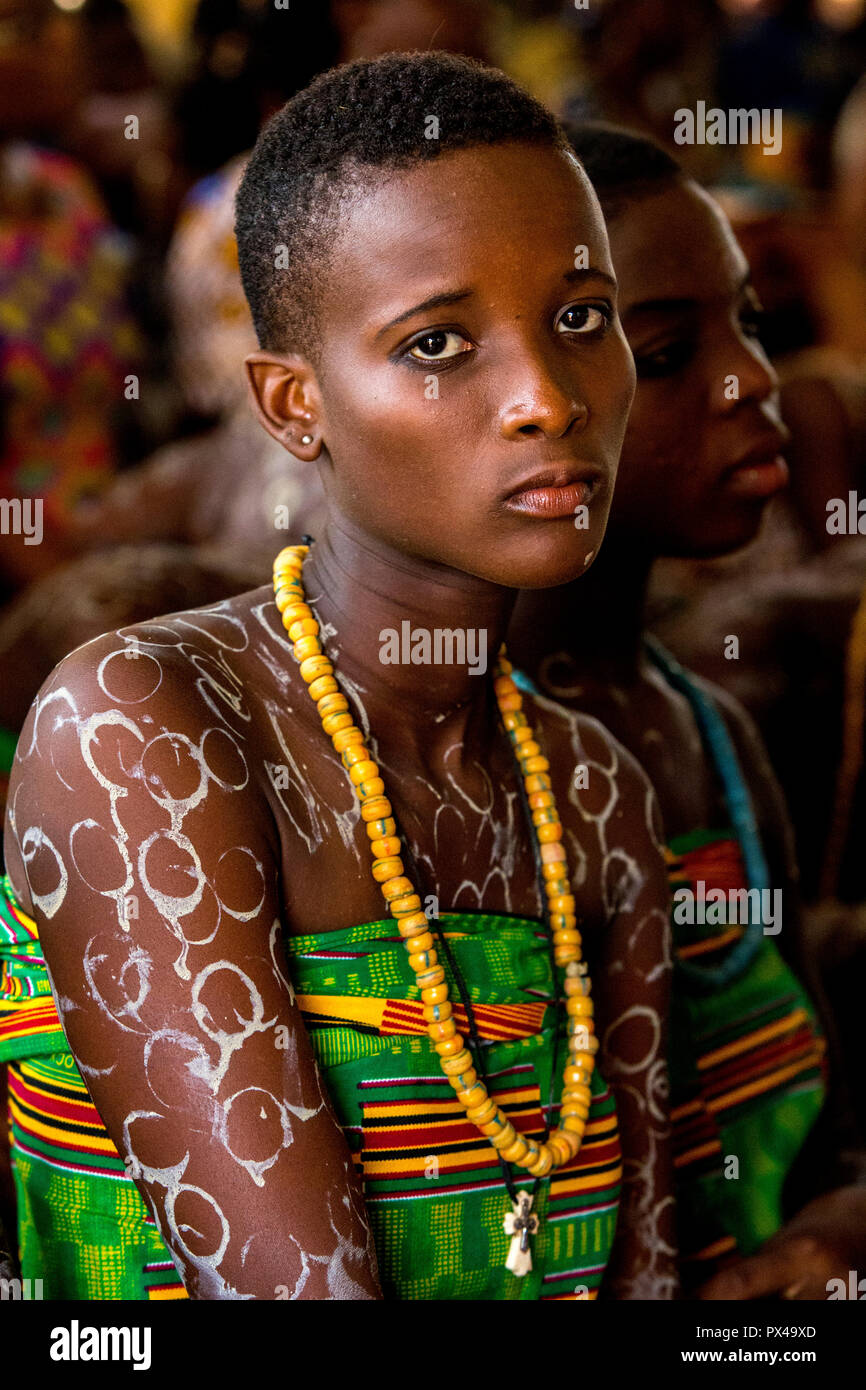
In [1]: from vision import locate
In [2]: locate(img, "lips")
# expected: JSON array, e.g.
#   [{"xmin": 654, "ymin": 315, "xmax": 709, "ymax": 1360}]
[
  {"xmin": 724, "ymin": 430, "xmax": 790, "ymax": 500},
  {"xmin": 503, "ymin": 466, "xmax": 603, "ymax": 520}
]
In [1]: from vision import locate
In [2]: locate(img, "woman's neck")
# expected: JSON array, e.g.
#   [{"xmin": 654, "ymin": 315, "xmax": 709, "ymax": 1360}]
[
  {"xmin": 508, "ymin": 534, "xmax": 656, "ymax": 689},
  {"xmin": 299, "ymin": 515, "xmax": 517, "ymax": 765}
]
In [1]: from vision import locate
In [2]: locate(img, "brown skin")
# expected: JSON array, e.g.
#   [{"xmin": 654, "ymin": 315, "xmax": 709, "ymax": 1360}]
[
  {"xmin": 4, "ymin": 141, "xmax": 676, "ymax": 1299},
  {"xmin": 510, "ymin": 177, "xmax": 866, "ymax": 1300}
]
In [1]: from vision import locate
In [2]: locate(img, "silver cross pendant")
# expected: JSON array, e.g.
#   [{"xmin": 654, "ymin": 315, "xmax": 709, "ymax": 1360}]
[{"xmin": 503, "ymin": 1190, "xmax": 539, "ymax": 1277}]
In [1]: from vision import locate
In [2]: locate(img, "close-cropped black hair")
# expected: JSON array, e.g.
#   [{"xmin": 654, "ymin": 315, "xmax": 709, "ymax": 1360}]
[
  {"xmin": 562, "ymin": 121, "xmax": 683, "ymax": 222},
  {"xmin": 235, "ymin": 51, "xmax": 570, "ymax": 360}
]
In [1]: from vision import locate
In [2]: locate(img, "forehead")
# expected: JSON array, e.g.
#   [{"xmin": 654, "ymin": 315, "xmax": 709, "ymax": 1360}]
[
  {"xmin": 609, "ymin": 182, "xmax": 748, "ymax": 314},
  {"xmin": 322, "ymin": 142, "xmax": 612, "ymax": 317}
]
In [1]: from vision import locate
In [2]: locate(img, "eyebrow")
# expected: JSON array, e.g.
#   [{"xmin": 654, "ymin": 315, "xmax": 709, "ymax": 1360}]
[
  {"xmin": 376, "ymin": 290, "xmax": 474, "ymax": 340},
  {"xmin": 621, "ymin": 296, "xmax": 698, "ymax": 321},
  {"xmin": 563, "ymin": 267, "xmax": 618, "ymax": 292},
  {"xmin": 375, "ymin": 267, "xmax": 618, "ymax": 341}
]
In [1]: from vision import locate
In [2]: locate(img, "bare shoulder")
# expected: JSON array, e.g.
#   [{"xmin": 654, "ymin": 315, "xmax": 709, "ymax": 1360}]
[
  {"xmin": 3, "ymin": 585, "xmax": 287, "ymax": 914},
  {"xmin": 688, "ymin": 672, "xmax": 768, "ymax": 764},
  {"xmin": 686, "ymin": 669, "xmax": 784, "ymax": 812}
]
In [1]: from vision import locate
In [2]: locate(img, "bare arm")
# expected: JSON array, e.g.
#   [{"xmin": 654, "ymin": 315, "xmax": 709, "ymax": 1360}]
[{"xmin": 3, "ymin": 634, "xmax": 380, "ymax": 1300}]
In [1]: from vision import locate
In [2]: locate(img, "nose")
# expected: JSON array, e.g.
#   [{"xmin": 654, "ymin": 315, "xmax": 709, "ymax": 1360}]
[
  {"xmin": 498, "ymin": 353, "xmax": 589, "ymax": 441},
  {"xmin": 714, "ymin": 324, "xmax": 779, "ymax": 413}
]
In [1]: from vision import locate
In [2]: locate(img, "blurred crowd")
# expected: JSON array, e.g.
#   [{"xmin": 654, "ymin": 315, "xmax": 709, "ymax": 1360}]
[{"xmin": 1, "ymin": 0, "xmax": 866, "ymax": 925}]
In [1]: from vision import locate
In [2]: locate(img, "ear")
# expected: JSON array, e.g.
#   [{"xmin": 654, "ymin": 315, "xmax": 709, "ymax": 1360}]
[{"xmin": 244, "ymin": 351, "xmax": 324, "ymax": 461}]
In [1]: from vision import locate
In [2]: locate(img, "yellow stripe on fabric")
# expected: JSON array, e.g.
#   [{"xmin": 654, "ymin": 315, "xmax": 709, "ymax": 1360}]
[
  {"xmin": 550, "ymin": 1164, "xmax": 624, "ymax": 1197},
  {"xmin": 362, "ymin": 1148, "xmax": 501, "ymax": 1176},
  {"xmin": 670, "ymin": 1099, "xmax": 704, "ymax": 1122},
  {"xmin": 0, "ymin": 1005, "xmax": 63, "ymax": 1033},
  {"xmin": 297, "ymin": 993, "xmax": 386, "ymax": 1030},
  {"xmin": 677, "ymin": 926, "xmax": 744, "ymax": 959},
  {"xmin": 674, "ymin": 1140, "xmax": 723, "ymax": 1168},
  {"xmin": 689, "ymin": 1236, "xmax": 738, "ymax": 1263},
  {"xmin": 15, "ymin": 1080, "xmax": 102, "ymax": 1119},
  {"xmin": 0, "ymin": 889, "xmax": 38, "ymax": 936},
  {"xmin": 697, "ymin": 1009, "xmax": 809, "ymax": 1070},
  {"xmin": 705, "ymin": 1055, "xmax": 825, "ymax": 1116},
  {"xmin": 16, "ymin": 1056, "xmax": 92, "ymax": 1097},
  {"xmin": 8, "ymin": 1097, "xmax": 120, "ymax": 1156},
  {"xmin": 577, "ymin": 1113, "xmax": 619, "ymax": 1141}
]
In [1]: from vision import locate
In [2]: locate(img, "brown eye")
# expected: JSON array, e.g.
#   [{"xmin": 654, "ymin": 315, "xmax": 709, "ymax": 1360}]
[
  {"xmin": 555, "ymin": 304, "xmax": 609, "ymax": 336},
  {"xmin": 408, "ymin": 330, "xmax": 472, "ymax": 362}
]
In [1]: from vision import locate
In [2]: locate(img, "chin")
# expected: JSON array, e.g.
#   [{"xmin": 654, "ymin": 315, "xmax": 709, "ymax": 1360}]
[
  {"xmin": 666, "ymin": 513, "xmax": 767, "ymax": 560},
  {"xmin": 496, "ymin": 527, "xmax": 608, "ymax": 591}
]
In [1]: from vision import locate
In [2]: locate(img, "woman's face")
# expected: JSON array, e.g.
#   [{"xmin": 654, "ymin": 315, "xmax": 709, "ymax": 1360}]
[
  {"xmin": 609, "ymin": 179, "xmax": 789, "ymax": 557},
  {"xmin": 308, "ymin": 140, "xmax": 635, "ymax": 590}
]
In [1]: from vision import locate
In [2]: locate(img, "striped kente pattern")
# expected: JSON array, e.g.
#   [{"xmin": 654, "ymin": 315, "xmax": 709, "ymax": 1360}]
[
  {"xmin": 287, "ymin": 913, "xmax": 622, "ymax": 1300},
  {"xmin": 666, "ymin": 829, "xmax": 826, "ymax": 1288}
]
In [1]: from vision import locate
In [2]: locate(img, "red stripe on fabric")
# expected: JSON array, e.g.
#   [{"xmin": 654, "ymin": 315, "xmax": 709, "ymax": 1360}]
[
  {"xmin": 0, "ymin": 1004, "xmax": 62, "ymax": 1033},
  {"xmin": 9, "ymin": 1072, "xmax": 102, "ymax": 1128},
  {"xmin": 700, "ymin": 1030, "xmax": 821, "ymax": 1100}
]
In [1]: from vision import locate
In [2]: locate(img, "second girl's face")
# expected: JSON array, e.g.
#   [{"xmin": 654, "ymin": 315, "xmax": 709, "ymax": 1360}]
[
  {"xmin": 311, "ymin": 140, "xmax": 635, "ymax": 589},
  {"xmin": 609, "ymin": 180, "xmax": 789, "ymax": 557}
]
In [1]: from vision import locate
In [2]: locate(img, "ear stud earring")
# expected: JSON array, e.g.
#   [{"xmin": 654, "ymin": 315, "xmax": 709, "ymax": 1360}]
[{"xmin": 301, "ymin": 434, "xmax": 314, "ymax": 445}]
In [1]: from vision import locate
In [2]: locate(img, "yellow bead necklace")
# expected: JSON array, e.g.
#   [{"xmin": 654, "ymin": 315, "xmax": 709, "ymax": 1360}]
[{"xmin": 273, "ymin": 544, "xmax": 597, "ymax": 1265}]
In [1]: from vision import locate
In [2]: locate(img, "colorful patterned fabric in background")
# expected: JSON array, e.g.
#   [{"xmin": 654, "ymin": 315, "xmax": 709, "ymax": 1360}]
[
  {"xmin": 1, "ymin": 872, "xmax": 621, "ymax": 1300},
  {"xmin": 666, "ymin": 829, "xmax": 827, "ymax": 1291},
  {"xmin": 0, "ymin": 143, "xmax": 140, "ymax": 534}
]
